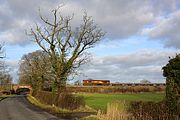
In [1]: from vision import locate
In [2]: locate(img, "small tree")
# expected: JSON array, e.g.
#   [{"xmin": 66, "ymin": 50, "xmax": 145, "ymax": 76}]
[
  {"xmin": 0, "ymin": 44, "xmax": 4, "ymax": 59},
  {"xmin": 30, "ymin": 7, "xmax": 105, "ymax": 93},
  {"xmin": 162, "ymin": 54, "xmax": 180, "ymax": 118},
  {"xmin": 74, "ymin": 80, "xmax": 82, "ymax": 86},
  {"xmin": 0, "ymin": 44, "xmax": 4, "ymax": 67},
  {"xmin": 0, "ymin": 44, "xmax": 12, "ymax": 87},
  {"xmin": 0, "ymin": 70, "xmax": 12, "ymax": 85},
  {"xmin": 140, "ymin": 79, "xmax": 151, "ymax": 84}
]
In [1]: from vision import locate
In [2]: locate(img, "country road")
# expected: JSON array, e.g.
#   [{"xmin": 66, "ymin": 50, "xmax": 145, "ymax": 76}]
[{"xmin": 0, "ymin": 96, "xmax": 62, "ymax": 120}]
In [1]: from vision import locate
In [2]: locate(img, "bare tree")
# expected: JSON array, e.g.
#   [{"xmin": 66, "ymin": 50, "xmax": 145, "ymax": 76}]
[
  {"xmin": 0, "ymin": 44, "xmax": 5, "ymax": 59},
  {"xmin": 30, "ymin": 7, "xmax": 105, "ymax": 92},
  {"xmin": 0, "ymin": 60, "xmax": 12, "ymax": 85},
  {"xmin": 0, "ymin": 44, "xmax": 4, "ymax": 67},
  {"xmin": 0, "ymin": 44, "xmax": 4, "ymax": 59},
  {"xmin": 19, "ymin": 50, "xmax": 52, "ymax": 91}
]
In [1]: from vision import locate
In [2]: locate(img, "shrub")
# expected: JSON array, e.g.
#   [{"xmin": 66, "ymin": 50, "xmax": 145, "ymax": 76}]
[
  {"xmin": 162, "ymin": 54, "xmax": 180, "ymax": 118},
  {"xmin": 66, "ymin": 86, "xmax": 165, "ymax": 94},
  {"xmin": 128, "ymin": 101, "xmax": 179, "ymax": 120},
  {"xmin": 33, "ymin": 91, "xmax": 85, "ymax": 111},
  {"xmin": 58, "ymin": 93, "xmax": 85, "ymax": 110},
  {"xmin": 33, "ymin": 91, "xmax": 54, "ymax": 105}
]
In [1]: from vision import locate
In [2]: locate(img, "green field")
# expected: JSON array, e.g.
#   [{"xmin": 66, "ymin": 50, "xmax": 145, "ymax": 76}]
[{"xmin": 81, "ymin": 93, "xmax": 165, "ymax": 111}]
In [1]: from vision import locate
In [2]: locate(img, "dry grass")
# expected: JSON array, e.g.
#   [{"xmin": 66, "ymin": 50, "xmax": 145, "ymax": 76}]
[
  {"xmin": 89, "ymin": 101, "xmax": 153, "ymax": 120},
  {"xmin": 96, "ymin": 101, "xmax": 132, "ymax": 120},
  {"xmin": 27, "ymin": 94, "xmax": 69, "ymax": 113},
  {"xmin": 33, "ymin": 91, "xmax": 94, "ymax": 111},
  {"xmin": 27, "ymin": 94, "xmax": 96, "ymax": 113}
]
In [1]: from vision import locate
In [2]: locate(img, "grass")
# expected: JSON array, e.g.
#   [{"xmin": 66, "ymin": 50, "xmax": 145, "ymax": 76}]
[
  {"xmin": 80, "ymin": 93, "xmax": 165, "ymax": 111},
  {"xmin": 81, "ymin": 101, "xmax": 131, "ymax": 120},
  {"xmin": 27, "ymin": 94, "xmax": 70, "ymax": 113},
  {"xmin": 27, "ymin": 94, "xmax": 96, "ymax": 113}
]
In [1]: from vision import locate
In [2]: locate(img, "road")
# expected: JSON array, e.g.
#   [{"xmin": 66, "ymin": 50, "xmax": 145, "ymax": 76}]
[{"xmin": 0, "ymin": 96, "xmax": 61, "ymax": 120}]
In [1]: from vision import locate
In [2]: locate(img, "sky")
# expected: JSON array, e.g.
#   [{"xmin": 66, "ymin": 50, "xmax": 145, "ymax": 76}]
[{"xmin": 0, "ymin": 0, "xmax": 180, "ymax": 83}]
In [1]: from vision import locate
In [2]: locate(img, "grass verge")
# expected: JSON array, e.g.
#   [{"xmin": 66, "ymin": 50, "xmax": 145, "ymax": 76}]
[
  {"xmin": 27, "ymin": 94, "xmax": 96, "ymax": 113},
  {"xmin": 81, "ymin": 101, "xmax": 131, "ymax": 120},
  {"xmin": 27, "ymin": 94, "xmax": 97, "ymax": 119},
  {"xmin": 27, "ymin": 94, "xmax": 70, "ymax": 113}
]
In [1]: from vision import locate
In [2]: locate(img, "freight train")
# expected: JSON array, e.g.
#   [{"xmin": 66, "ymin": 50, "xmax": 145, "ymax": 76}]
[{"xmin": 83, "ymin": 79, "xmax": 165, "ymax": 86}]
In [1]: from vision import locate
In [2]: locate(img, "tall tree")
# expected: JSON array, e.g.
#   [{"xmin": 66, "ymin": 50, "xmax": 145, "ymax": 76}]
[
  {"xmin": 0, "ymin": 44, "xmax": 4, "ymax": 67},
  {"xmin": 30, "ymin": 7, "xmax": 105, "ymax": 92},
  {"xmin": 0, "ymin": 44, "xmax": 12, "ymax": 85},
  {"xmin": 0, "ymin": 68, "xmax": 12, "ymax": 85},
  {"xmin": 0, "ymin": 44, "xmax": 3, "ymax": 59},
  {"xmin": 162, "ymin": 54, "xmax": 180, "ymax": 118},
  {"xmin": 19, "ymin": 50, "xmax": 52, "ymax": 91}
]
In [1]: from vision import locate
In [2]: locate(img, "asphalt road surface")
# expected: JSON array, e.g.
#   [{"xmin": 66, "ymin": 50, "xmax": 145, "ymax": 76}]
[{"xmin": 0, "ymin": 96, "xmax": 61, "ymax": 120}]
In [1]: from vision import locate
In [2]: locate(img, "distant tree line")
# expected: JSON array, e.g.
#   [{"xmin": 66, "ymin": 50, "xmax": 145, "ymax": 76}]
[{"xmin": 0, "ymin": 44, "xmax": 12, "ymax": 85}]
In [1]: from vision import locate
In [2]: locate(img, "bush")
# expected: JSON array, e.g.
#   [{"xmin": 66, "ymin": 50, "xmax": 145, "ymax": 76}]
[
  {"xmin": 58, "ymin": 93, "xmax": 85, "ymax": 110},
  {"xmin": 128, "ymin": 101, "xmax": 179, "ymax": 120},
  {"xmin": 66, "ymin": 86, "xmax": 165, "ymax": 94},
  {"xmin": 33, "ymin": 91, "xmax": 85, "ymax": 111},
  {"xmin": 33, "ymin": 91, "xmax": 54, "ymax": 105},
  {"xmin": 162, "ymin": 54, "xmax": 180, "ymax": 117}
]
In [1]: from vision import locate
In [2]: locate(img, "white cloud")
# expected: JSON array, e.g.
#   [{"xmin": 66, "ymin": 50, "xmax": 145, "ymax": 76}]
[
  {"xmin": 70, "ymin": 0, "xmax": 154, "ymax": 39},
  {"xmin": 6, "ymin": 60, "xmax": 19, "ymax": 68},
  {"xmin": 78, "ymin": 50, "xmax": 176, "ymax": 83},
  {"xmin": 0, "ymin": 0, "xmax": 179, "ymax": 48},
  {"xmin": 142, "ymin": 9, "xmax": 180, "ymax": 48},
  {"xmin": 0, "ymin": 59, "xmax": 20, "ymax": 83},
  {"xmin": 0, "ymin": 0, "xmax": 61, "ymax": 45}
]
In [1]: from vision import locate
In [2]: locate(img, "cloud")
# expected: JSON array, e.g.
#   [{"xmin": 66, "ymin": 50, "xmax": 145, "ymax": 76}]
[
  {"xmin": 142, "ymin": 10, "xmax": 180, "ymax": 49},
  {"xmin": 0, "ymin": 0, "xmax": 180, "ymax": 48},
  {"xmin": 67, "ymin": 0, "xmax": 154, "ymax": 39},
  {"xmin": 5, "ymin": 60, "xmax": 19, "ymax": 68},
  {"xmin": 4, "ymin": 60, "xmax": 19, "ymax": 83},
  {"xmin": 0, "ymin": 0, "xmax": 60, "ymax": 45},
  {"xmin": 78, "ymin": 50, "xmax": 175, "ymax": 83}
]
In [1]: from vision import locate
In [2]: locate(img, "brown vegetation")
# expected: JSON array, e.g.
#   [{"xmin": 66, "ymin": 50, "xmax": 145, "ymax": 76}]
[
  {"xmin": 128, "ymin": 101, "xmax": 180, "ymax": 120},
  {"xmin": 33, "ymin": 91, "xmax": 85, "ymax": 111},
  {"xmin": 66, "ymin": 86, "xmax": 165, "ymax": 94},
  {"xmin": 96, "ymin": 102, "xmax": 131, "ymax": 120},
  {"xmin": 85, "ymin": 100, "xmax": 179, "ymax": 120}
]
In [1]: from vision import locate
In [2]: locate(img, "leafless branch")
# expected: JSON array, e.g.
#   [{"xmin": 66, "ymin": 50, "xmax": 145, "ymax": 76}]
[{"xmin": 29, "ymin": 6, "xmax": 105, "ymax": 92}]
